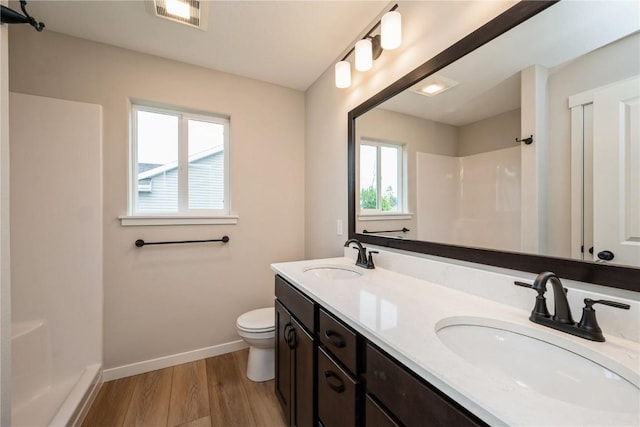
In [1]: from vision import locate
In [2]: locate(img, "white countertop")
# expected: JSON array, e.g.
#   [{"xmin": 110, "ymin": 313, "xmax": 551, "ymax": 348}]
[{"xmin": 271, "ymin": 256, "xmax": 640, "ymax": 427}]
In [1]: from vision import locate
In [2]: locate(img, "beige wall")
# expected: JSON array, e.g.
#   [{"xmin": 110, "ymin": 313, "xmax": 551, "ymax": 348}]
[
  {"xmin": 458, "ymin": 109, "xmax": 520, "ymax": 157},
  {"xmin": 0, "ymin": 3, "xmax": 12, "ymax": 421},
  {"xmin": 9, "ymin": 27, "xmax": 305, "ymax": 370},
  {"xmin": 305, "ymin": 1, "xmax": 516, "ymax": 259}
]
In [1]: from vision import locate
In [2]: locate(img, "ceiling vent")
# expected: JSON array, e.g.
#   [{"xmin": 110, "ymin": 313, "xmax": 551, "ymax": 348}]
[
  {"xmin": 412, "ymin": 75, "xmax": 459, "ymax": 97},
  {"xmin": 150, "ymin": 0, "xmax": 209, "ymax": 30}
]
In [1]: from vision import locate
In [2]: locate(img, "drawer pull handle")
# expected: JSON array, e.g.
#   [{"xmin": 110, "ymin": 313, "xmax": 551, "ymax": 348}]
[
  {"xmin": 324, "ymin": 330, "xmax": 346, "ymax": 348},
  {"xmin": 323, "ymin": 370, "xmax": 346, "ymax": 393}
]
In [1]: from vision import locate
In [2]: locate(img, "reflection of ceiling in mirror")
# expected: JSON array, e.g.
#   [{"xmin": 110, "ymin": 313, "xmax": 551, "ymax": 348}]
[{"xmin": 380, "ymin": 1, "xmax": 640, "ymax": 127}]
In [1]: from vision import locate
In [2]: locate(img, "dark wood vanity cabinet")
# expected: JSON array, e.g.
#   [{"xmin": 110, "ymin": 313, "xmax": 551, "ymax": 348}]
[
  {"xmin": 317, "ymin": 347, "xmax": 359, "ymax": 426},
  {"xmin": 317, "ymin": 308, "xmax": 361, "ymax": 426},
  {"xmin": 366, "ymin": 343, "xmax": 486, "ymax": 427},
  {"xmin": 275, "ymin": 276, "xmax": 315, "ymax": 427},
  {"xmin": 274, "ymin": 274, "xmax": 486, "ymax": 427}
]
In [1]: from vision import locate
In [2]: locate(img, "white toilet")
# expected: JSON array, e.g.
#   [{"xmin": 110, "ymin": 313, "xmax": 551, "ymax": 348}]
[{"xmin": 236, "ymin": 307, "xmax": 275, "ymax": 382}]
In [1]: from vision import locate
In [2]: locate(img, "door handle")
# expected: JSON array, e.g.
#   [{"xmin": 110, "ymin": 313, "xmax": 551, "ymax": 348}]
[
  {"xmin": 323, "ymin": 370, "xmax": 346, "ymax": 393},
  {"xmin": 597, "ymin": 250, "xmax": 615, "ymax": 261},
  {"xmin": 324, "ymin": 329, "xmax": 346, "ymax": 348}
]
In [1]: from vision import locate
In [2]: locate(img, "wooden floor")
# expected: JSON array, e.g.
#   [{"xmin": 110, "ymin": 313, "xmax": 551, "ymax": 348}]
[{"xmin": 82, "ymin": 349, "xmax": 286, "ymax": 427}]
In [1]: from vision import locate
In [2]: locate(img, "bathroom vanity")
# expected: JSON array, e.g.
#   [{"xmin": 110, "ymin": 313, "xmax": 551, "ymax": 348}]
[
  {"xmin": 272, "ymin": 250, "xmax": 639, "ymax": 427},
  {"xmin": 274, "ymin": 274, "xmax": 481, "ymax": 426}
]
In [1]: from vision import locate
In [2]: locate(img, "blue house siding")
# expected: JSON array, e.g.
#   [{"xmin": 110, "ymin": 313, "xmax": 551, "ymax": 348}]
[{"xmin": 138, "ymin": 152, "xmax": 223, "ymax": 212}]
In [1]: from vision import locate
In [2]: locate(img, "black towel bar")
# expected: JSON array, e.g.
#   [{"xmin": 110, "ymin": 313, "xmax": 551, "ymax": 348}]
[
  {"xmin": 135, "ymin": 236, "xmax": 229, "ymax": 247},
  {"xmin": 362, "ymin": 228, "xmax": 409, "ymax": 234}
]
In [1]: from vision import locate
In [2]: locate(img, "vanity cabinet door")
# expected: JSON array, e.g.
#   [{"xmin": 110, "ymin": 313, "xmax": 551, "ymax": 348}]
[
  {"xmin": 275, "ymin": 275, "xmax": 316, "ymax": 427},
  {"xmin": 275, "ymin": 301, "xmax": 293, "ymax": 424},
  {"xmin": 293, "ymin": 316, "xmax": 314, "ymax": 427},
  {"xmin": 366, "ymin": 343, "xmax": 486, "ymax": 427},
  {"xmin": 318, "ymin": 347, "xmax": 359, "ymax": 427}
]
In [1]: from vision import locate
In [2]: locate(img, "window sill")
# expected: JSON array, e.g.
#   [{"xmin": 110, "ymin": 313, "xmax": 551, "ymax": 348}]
[
  {"xmin": 358, "ymin": 213, "xmax": 413, "ymax": 221},
  {"xmin": 119, "ymin": 214, "xmax": 239, "ymax": 226}
]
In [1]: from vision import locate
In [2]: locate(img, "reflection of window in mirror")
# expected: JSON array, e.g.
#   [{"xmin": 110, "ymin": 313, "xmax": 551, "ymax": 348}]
[{"xmin": 359, "ymin": 139, "xmax": 406, "ymax": 215}]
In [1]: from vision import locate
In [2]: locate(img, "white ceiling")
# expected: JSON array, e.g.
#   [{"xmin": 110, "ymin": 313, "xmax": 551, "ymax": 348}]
[
  {"xmin": 15, "ymin": 0, "xmax": 389, "ymax": 91},
  {"xmin": 379, "ymin": 0, "xmax": 640, "ymax": 127}
]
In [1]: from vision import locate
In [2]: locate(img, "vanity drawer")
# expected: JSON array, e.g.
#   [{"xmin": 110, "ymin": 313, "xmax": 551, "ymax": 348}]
[
  {"xmin": 365, "ymin": 394, "xmax": 400, "ymax": 427},
  {"xmin": 319, "ymin": 308, "xmax": 358, "ymax": 374},
  {"xmin": 318, "ymin": 347, "xmax": 359, "ymax": 427},
  {"xmin": 275, "ymin": 275, "xmax": 315, "ymax": 333},
  {"xmin": 366, "ymin": 343, "xmax": 486, "ymax": 427}
]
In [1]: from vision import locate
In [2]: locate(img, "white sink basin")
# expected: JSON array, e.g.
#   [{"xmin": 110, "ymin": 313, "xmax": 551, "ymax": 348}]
[
  {"xmin": 436, "ymin": 318, "xmax": 639, "ymax": 413},
  {"xmin": 303, "ymin": 265, "xmax": 362, "ymax": 280}
]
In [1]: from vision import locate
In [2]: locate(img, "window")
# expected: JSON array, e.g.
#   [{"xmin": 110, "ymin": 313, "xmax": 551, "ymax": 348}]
[
  {"xmin": 122, "ymin": 103, "xmax": 234, "ymax": 226},
  {"xmin": 359, "ymin": 139, "xmax": 406, "ymax": 215}
]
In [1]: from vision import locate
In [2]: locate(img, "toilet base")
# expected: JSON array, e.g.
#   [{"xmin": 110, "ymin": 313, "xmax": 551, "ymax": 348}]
[{"xmin": 246, "ymin": 346, "xmax": 274, "ymax": 382}]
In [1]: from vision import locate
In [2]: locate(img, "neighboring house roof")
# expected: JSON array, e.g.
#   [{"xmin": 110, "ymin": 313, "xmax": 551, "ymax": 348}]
[{"xmin": 138, "ymin": 146, "xmax": 223, "ymax": 180}]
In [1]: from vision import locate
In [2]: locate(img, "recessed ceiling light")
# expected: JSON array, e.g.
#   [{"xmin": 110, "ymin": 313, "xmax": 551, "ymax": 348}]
[
  {"xmin": 150, "ymin": 0, "xmax": 209, "ymax": 30},
  {"xmin": 165, "ymin": 0, "xmax": 190, "ymax": 19},
  {"xmin": 413, "ymin": 75, "xmax": 459, "ymax": 97}
]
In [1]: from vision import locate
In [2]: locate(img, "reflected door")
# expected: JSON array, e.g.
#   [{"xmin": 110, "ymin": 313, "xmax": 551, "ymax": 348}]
[{"xmin": 593, "ymin": 76, "xmax": 640, "ymax": 266}]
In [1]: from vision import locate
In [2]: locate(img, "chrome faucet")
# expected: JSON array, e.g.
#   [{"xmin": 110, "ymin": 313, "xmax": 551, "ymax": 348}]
[
  {"xmin": 515, "ymin": 271, "xmax": 630, "ymax": 342},
  {"xmin": 343, "ymin": 238, "xmax": 376, "ymax": 269}
]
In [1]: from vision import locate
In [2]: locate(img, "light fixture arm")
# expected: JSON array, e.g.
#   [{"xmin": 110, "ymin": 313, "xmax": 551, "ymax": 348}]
[
  {"xmin": 370, "ymin": 34, "xmax": 382, "ymax": 60},
  {"xmin": 0, "ymin": 0, "xmax": 45, "ymax": 32},
  {"xmin": 338, "ymin": 3, "xmax": 398, "ymax": 62}
]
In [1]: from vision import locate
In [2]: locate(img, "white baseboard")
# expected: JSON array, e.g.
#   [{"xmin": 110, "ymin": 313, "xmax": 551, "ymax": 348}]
[{"xmin": 103, "ymin": 340, "xmax": 249, "ymax": 381}]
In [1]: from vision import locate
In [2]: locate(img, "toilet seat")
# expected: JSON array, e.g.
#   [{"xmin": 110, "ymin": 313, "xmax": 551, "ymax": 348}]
[{"xmin": 237, "ymin": 307, "xmax": 274, "ymax": 333}]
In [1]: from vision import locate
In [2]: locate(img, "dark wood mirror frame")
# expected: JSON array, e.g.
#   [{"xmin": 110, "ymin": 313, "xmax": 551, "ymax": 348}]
[{"xmin": 348, "ymin": 0, "xmax": 639, "ymax": 292}]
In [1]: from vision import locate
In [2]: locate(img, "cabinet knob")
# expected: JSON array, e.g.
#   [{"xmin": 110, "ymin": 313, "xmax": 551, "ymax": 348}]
[{"xmin": 284, "ymin": 324, "xmax": 297, "ymax": 349}]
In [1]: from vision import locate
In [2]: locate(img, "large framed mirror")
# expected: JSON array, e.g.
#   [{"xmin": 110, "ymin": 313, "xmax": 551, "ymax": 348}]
[{"xmin": 348, "ymin": 0, "xmax": 640, "ymax": 291}]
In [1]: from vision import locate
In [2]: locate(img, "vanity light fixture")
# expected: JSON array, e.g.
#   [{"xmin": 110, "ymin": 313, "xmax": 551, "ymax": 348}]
[
  {"xmin": 334, "ymin": 4, "xmax": 401, "ymax": 88},
  {"xmin": 355, "ymin": 39, "xmax": 374, "ymax": 71},
  {"xmin": 381, "ymin": 10, "xmax": 402, "ymax": 50},
  {"xmin": 335, "ymin": 61, "xmax": 352, "ymax": 88}
]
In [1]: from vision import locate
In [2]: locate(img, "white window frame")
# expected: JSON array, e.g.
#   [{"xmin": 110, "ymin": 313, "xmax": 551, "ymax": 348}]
[
  {"xmin": 358, "ymin": 138, "xmax": 410, "ymax": 220},
  {"xmin": 120, "ymin": 102, "xmax": 237, "ymax": 226}
]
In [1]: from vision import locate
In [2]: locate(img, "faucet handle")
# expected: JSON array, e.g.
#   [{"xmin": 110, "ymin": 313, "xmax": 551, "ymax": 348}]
[
  {"xmin": 583, "ymin": 298, "xmax": 631, "ymax": 310},
  {"xmin": 514, "ymin": 281, "xmax": 532, "ymax": 289},
  {"xmin": 366, "ymin": 251, "xmax": 378, "ymax": 269},
  {"xmin": 514, "ymin": 281, "xmax": 551, "ymax": 319},
  {"xmin": 577, "ymin": 298, "xmax": 630, "ymax": 342}
]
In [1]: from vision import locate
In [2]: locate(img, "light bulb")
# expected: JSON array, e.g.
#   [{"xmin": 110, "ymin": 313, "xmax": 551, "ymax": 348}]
[
  {"xmin": 335, "ymin": 61, "xmax": 351, "ymax": 88},
  {"xmin": 355, "ymin": 39, "xmax": 373, "ymax": 72},
  {"xmin": 381, "ymin": 11, "xmax": 402, "ymax": 50}
]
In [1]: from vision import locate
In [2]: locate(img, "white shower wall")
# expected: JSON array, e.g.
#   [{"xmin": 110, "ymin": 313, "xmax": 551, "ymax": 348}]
[
  {"xmin": 9, "ymin": 92, "xmax": 102, "ymax": 426},
  {"xmin": 417, "ymin": 147, "xmax": 521, "ymax": 252}
]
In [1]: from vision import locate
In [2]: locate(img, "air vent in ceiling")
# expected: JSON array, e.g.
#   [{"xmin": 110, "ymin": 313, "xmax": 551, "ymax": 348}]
[{"xmin": 151, "ymin": 0, "xmax": 208, "ymax": 30}]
